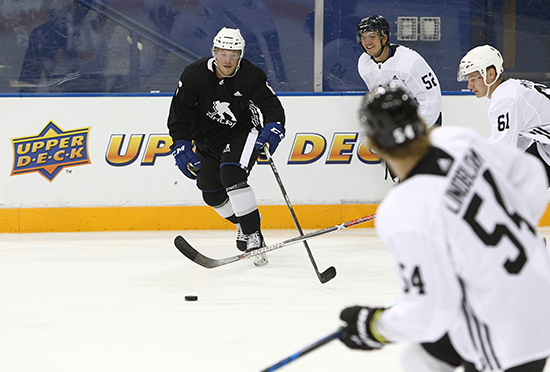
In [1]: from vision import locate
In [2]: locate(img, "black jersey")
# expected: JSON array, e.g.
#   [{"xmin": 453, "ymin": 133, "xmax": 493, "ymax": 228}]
[{"xmin": 168, "ymin": 57, "xmax": 285, "ymax": 150}]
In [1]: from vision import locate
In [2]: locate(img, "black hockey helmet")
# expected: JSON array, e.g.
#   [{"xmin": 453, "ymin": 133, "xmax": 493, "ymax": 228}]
[
  {"xmin": 357, "ymin": 15, "xmax": 390, "ymax": 44},
  {"xmin": 359, "ymin": 82, "xmax": 425, "ymax": 150}
]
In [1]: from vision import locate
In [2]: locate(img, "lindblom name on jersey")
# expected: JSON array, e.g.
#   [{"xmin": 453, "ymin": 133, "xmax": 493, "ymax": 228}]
[{"xmin": 10, "ymin": 121, "xmax": 91, "ymax": 182}]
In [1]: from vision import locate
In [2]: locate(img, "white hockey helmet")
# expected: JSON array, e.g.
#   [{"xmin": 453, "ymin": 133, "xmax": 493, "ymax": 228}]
[
  {"xmin": 212, "ymin": 27, "xmax": 245, "ymax": 55},
  {"xmin": 457, "ymin": 45, "xmax": 504, "ymax": 83}
]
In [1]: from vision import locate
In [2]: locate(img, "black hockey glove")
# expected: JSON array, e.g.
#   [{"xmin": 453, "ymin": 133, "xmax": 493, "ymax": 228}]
[
  {"xmin": 172, "ymin": 140, "xmax": 201, "ymax": 180},
  {"xmin": 255, "ymin": 122, "xmax": 285, "ymax": 156},
  {"xmin": 339, "ymin": 306, "xmax": 388, "ymax": 350}
]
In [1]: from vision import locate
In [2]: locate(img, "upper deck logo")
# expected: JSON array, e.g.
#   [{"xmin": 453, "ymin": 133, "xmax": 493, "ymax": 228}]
[{"xmin": 11, "ymin": 121, "xmax": 91, "ymax": 182}]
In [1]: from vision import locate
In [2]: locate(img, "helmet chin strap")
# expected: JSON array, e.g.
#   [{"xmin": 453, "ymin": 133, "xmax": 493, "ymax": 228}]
[
  {"xmin": 483, "ymin": 74, "xmax": 498, "ymax": 98},
  {"xmin": 373, "ymin": 40, "xmax": 387, "ymax": 59}
]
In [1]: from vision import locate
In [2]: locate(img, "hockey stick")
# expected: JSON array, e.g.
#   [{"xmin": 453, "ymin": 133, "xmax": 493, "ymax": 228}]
[
  {"xmin": 264, "ymin": 146, "xmax": 336, "ymax": 284},
  {"xmin": 260, "ymin": 328, "xmax": 344, "ymax": 372},
  {"xmin": 174, "ymin": 213, "xmax": 375, "ymax": 269}
]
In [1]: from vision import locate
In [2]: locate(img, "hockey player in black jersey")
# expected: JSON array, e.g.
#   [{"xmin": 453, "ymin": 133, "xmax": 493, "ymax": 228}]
[{"xmin": 167, "ymin": 27, "xmax": 286, "ymax": 267}]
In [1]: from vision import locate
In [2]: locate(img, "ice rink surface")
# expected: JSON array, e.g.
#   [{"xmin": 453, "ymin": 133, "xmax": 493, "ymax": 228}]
[{"xmin": 2, "ymin": 227, "xmax": 550, "ymax": 372}]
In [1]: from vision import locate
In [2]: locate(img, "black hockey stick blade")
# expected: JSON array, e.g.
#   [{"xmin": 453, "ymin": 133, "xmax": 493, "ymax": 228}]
[
  {"xmin": 319, "ymin": 266, "xmax": 337, "ymax": 283},
  {"xmin": 174, "ymin": 213, "xmax": 376, "ymax": 269},
  {"xmin": 260, "ymin": 327, "xmax": 344, "ymax": 372},
  {"xmin": 174, "ymin": 235, "xmax": 244, "ymax": 268}
]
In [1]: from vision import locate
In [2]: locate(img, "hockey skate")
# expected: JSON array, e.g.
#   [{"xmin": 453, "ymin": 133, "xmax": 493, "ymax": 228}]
[
  {"xmin": 236, "ymin": 214, "xmax": 262, "ymax": 252},
  {"xmin": 245, "ymin": 231, "xmax": 268, "ymax": 267},
  {"xmin": 235, "ymin": 223, "xmax": 248, "ymax": 251}
]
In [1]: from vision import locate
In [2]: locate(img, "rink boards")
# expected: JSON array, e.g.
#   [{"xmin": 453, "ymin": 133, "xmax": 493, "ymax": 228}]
[{"xmin": 2, "ymin": 93, "xmax": 541, "ymax": 232}]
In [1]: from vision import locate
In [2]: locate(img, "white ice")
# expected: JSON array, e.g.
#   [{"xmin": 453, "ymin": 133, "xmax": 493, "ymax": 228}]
[{"xmin": 1, "ymin": 228, "xmax": 549, "ymax": 372}]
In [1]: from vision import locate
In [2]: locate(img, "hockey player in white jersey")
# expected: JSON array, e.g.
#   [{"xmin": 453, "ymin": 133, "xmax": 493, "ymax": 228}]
[
  {"xmin": 339, "ymin": 82, "xmax": 550, "ymax": 372},
  {"xmin": 357, "ymin": 15, "xmax": 442, "ymax": 127},
  {"xmin": 458, "ymin": 45, "xmax": 550, "ymax": 184}
]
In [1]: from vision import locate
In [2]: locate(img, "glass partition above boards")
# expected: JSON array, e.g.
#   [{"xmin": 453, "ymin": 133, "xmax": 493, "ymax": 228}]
[{"xmin": 0, "ymin": 0, "xmax": 548, "ymax": 94}]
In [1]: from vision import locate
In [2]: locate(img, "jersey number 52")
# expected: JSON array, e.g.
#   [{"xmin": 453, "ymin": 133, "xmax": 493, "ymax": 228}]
[{"xmin": 421, "ymin": 73, "xmax": 438, "ymax": 90}]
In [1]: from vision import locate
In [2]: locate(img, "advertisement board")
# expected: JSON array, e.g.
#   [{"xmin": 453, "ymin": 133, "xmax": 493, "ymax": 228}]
[{"xmin": 0, "ymin": 93, "xmax": 499, "ymax": 231}]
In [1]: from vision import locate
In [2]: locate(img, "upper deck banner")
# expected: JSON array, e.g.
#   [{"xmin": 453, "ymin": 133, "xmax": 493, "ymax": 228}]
[{"xmin": 0, "ymin": 94, "xmax": 489, "ymax": 208}]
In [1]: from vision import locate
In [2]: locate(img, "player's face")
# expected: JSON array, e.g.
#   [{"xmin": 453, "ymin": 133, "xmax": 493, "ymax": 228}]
[
  {"xmin": 465, "ymin": 71, "xmax": 487, "ymax": 98},
  {"xmin": 214, "ymin": 48, "xmax": 241, "ymax": 76},
  {"xmin": 360, "ymin": 31, "xmax": 386, "ymax": 57}
]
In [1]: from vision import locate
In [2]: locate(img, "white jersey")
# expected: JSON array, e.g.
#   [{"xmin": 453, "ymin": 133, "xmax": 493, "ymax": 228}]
[
  {"xmin": 358, "ymin": 44, "xmax": 442, "ymax": 126},
  {"xmin": 374, "ymin": 126, "xmax": 550, "ymax": 370},
  {"xmin": 489, "ymin": 79, "xmax": 550, "ymax": 164}
]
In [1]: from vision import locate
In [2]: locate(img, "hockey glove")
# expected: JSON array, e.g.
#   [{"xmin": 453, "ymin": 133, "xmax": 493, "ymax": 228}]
[
  {"xmin": 339, "ymin": 306, "xmax": 388, "ymax": 350},
  {"xmin": 172, "ymin": 140, "xmax": 201, "ymax": 180},
  {"xmin": 255, "ymin": 122, "xmax": 285, "ymax": 156}
]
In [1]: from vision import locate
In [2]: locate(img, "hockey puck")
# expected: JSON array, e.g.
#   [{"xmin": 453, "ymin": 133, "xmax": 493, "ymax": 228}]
[{"xmin": 185, "ymin": 295, "xmax": 198, "ymax": 301}]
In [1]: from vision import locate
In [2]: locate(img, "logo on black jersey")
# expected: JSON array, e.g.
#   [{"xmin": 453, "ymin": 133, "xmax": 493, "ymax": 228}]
[{"xmin": 207, "ymin": 100, "xmax": 237, "ymax": 127}]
